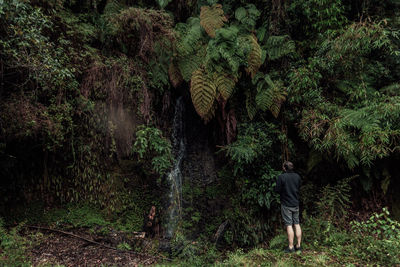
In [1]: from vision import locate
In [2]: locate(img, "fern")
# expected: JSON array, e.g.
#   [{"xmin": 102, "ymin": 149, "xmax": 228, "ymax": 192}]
[
  {"xmin": 254, "ymin": 74, "xmax": 287, "ymax": 118},
  {"xmin": 190, "ymin": 67, "xmax": 217, "ymax": 119},
  {"xmin": 214, "ymin": 71, "xmax": 237, "ymax": 100},
  {"xmin": 265, "ymin": 35, "xmax": 295, "ymax": 60},
  {"xmin": 175, "ymin": 17, "xmax": 204, "ymax": 57},
  {"xmin": 245, "ymin": 34, "xmax": 262, "ymax": 78},
  {"xmin": 200, "ymin": 4, "xmax": 228, "ymax": 38},
  {"xmin": 206, "ymin": 26, "xmax": 248, "ymax": 75},
  {"xmin": 168, "ymin": 61, "xmax": 183, "ymax": 88},
  {"xmin": 245, "ymin": 90, "xmax": 257, "ymax": 120},
  {"xmin": 178, "ymin": 45, "xmax": 206, "ymax": 81},
  {"xmin": 202, "ymin": 101, "xmax": 218, "ymax": 123},
  {"xmin": 381, "ymin": 83, "xmax": 400, "ymax": 96},
  {"xmin": 317, "ymin": 176, "xmax": 356, "ymax": 224},
  {"xmin": 103, "ymin": 0, "xmax": 123, "ymax": 18},
  {"xmin": 234, "ymin": 4, "xmax": 261, "ymax": 31}
]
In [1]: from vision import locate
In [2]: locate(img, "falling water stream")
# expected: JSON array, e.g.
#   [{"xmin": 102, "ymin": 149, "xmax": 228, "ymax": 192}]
[{"xmin": 165, "ymin": 97, "xmax": 185, "ymax": 238}]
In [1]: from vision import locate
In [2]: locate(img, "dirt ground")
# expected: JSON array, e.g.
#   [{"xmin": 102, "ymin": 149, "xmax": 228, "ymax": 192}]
[{"xmin": 26, "ymin": 228, "xmax": 163, "ymax": 266}]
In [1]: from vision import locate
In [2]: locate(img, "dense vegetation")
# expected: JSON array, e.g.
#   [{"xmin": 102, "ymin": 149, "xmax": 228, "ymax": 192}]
[{"xmin": 1, "ymin": 0, "xmax": 400, "ymax": 265}]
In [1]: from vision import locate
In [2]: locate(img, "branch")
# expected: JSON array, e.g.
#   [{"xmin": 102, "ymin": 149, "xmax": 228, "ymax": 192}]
[{"xmin": 25, "ymin": 225, "xmax": 171, "ymax": 262}]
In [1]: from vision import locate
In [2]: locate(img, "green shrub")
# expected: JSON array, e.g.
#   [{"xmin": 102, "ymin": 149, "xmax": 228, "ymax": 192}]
[
  {"xmin": 0, "ymin": 219, "xmax": 30, "ymax": 267},
  {"xmin": 350, "ymin": 208, "xmax": 400, "ymax": 265},
  {"xmin": 132, "ymin": 125, "xmax": 173, "ymax": 178}
]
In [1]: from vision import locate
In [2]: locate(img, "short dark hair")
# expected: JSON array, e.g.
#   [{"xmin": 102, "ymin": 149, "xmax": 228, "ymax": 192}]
[{"xmin": 283, "ymin": 161, "xmax": 294, "ymax": 171}]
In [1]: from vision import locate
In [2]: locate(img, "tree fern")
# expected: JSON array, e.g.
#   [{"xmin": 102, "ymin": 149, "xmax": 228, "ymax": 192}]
[
  {"xmin": 265, "ymin": 35, "xmax": 295, "ymax": 60},
  {"xmin": 200, "ymin": 4, "xmax": 228, "ymax": 38},
  {"xmin": 214, "ymin": 71, "xmax": 237, "ymax": 100},
  {"xmin": 190, "ymin": 67, "xmax": 217, "ymax": 119},
  {"xmin": 245, "ymin": 34, "xmax": 262, "ymax": 78}
]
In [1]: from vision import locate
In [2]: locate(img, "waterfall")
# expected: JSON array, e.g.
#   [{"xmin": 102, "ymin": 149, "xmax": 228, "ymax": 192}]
[{"xmin": 165, "ymin": 97, "xmax": 185, "ymax": 238}]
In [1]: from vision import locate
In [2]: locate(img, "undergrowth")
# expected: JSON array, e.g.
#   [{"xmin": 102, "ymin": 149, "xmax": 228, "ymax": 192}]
[{"xmin": 0, "ymin": 219, "xmax": 30, "ymax": 267}]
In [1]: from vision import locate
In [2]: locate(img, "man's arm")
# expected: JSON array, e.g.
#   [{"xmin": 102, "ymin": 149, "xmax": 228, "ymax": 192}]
[{"xmin": 274, "ymin": 175, "xmax": 282, "ymax": 193}]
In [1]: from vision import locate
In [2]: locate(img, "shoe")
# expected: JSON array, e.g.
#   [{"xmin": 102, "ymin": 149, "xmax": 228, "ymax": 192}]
[
  {"xmin": 284, "ymin": 246, "xmax": 295, "ymax": 253},
  {"xmin": 295, "ymin": 245, "xmax": 302, "ymax": 252}
]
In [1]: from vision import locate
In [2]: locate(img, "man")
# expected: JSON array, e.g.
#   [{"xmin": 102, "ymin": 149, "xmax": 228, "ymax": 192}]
[{"xmin": 275, "ymin": 161, "xmax": 302, "ymax": 253}]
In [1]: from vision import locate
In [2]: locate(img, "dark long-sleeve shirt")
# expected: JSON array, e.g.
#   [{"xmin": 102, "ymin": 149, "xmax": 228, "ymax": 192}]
[{"xmin": 274, "ymin": 171, "xmax": 301, "ymax": 207}]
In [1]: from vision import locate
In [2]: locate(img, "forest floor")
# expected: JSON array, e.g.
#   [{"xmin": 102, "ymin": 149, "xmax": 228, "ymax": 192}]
[
  {"xmin": 24, "ymin": 228, "xmax": 158, "ymax": 266},
  {"xmin": 2, "ymin": 204, "xmax": 399, "ymax": 266},
  {"xmin": 19, "ymin": 229, "xmax": 342, "ymax": 267}
]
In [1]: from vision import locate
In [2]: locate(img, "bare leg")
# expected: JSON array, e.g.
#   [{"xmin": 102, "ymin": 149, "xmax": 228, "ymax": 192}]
[
  {"xmin": 294, "ymin": 224, "xmax": 302, "ymax": 247},
  {"xmin": 286, "ymin": 225, "xmax": 294, "ymax": 249}
]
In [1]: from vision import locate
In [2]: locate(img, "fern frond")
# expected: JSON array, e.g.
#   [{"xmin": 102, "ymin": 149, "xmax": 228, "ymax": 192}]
[
  {"xmin": 265, "ymin": 35, "xmax": 295, "ymax": 60},
  {"xmin": 176, "ymin": 18, "xmax": 203, "ymax": 57},
  {"xmin": 200, "ymin": 4, "xmax": 228, "ymax": 38},
  {"xmin": 245, "ymin": 34, "xmax": 262, "ymax": 78},
  {"xmin": 190, "ymin": 67, "xmax": 217, "ymax": 119},
  {"xmin": 214, "ymin": 72, "xmax": 238, "ymax": 100},
  {"xmin": 178, "ymin": 45, "xmax": 206, "ymax": 81},
  {"xmin": 381, "ymin": 83, "xmax": 400, "ymax": 96},
  {"xmin": 103, "ymin": 0, "xmax": 123, "ymax": 18},
  {"xmin": 256, "ymin": 79, "xmax": 287, "ymax": 118},
  {"xmin": 245, "ymin": 90, "xmax": 257, "ymax": 120},
  {"xmin": 168, "ymin": 61, "xmax": 183, "ymax": 87},
  {"xmin": 317, "ymin": 176, "xmax": 356, "ymax": 223},
  {"xmin": 203, "ymin": 101, "xmax": 218, "ymax": 123}
]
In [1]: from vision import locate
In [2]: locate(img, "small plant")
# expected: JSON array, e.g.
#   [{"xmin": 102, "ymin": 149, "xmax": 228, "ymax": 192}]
[
  {"xmin": 117, "ymin": 242, "xmax": 132, "ymax": 251},
  {"xmin": 132, "ymin": 125, "xmax": 173, "ymax": 177}
]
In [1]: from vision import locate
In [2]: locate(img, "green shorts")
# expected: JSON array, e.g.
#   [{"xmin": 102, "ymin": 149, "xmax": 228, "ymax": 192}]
[{"xmin": 281, "ymin": 205, "xmax": 300, "ymax": 226}]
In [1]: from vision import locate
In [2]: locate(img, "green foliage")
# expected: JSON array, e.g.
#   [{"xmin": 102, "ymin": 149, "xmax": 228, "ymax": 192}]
[
  {"xmin": 241, "ymin": 166, "xmax": 280, "ymax": 209},
  {"xmin": 268, "ymin": 233, "xmax": 287, "ymax": 250},
  {"xmin": 234, "ymin": 4, "xmax": 260, "ymax": 31},
  {"xmin": 264, "ymin": 35, "xmax": 295, "ymax": 61},
  {"xmin": 175, "ymin": 17, "xmax": 204, "ymax": 58},
  {"xmin": 349, "ymin": 208, "xmax": 400, "ymax": 265},
  {"xmin": 46, "ymin": 204, "xmax": 109, "ymax": 228},
  {"xmin": 299, "ymin": 96, "xmax": 400, "ymax": 168},
  {"xmin": 222, "ymin": 122, "xmax": 277, "ymax": 175},
  {"xmin": 117, "ymin": 242, "xmax": 132, "ymax": 250},
  {"xmin": 172, "ymin": 3, "xmax": 262, "ymax": 122},
  {"xmin": 288, "ymin": 0, "xmax": 347, "ymax": 38},
  {"xmin": 253, "ymin": 73, "xmax": 287, "ymax": 118},
  {"xmin": 0, "ymin": 219, "xmax": 30, "ymax": 267},
  {"xmin": 169, "ymin": 232, "xmax": 220, "ymax": 266},
  {"xmin": 351, "ymin": 207, "xmax": 400, "ymax": 240},
  {"xmin": 317, "ymin": 176, "xmax": 354, "ymax": 225},
  {"xmin": 205, "ymin": 26, "xmax": 248, "ymax": 75},
  {"xmin": 132, "ymin": 125, "xmax": 173, "ymax": 177}
]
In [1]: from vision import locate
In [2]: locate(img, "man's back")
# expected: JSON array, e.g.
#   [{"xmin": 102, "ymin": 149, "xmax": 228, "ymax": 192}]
[{"xmin": 275, "ymin": 171, "xmax": 301, "ymax": 207}]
